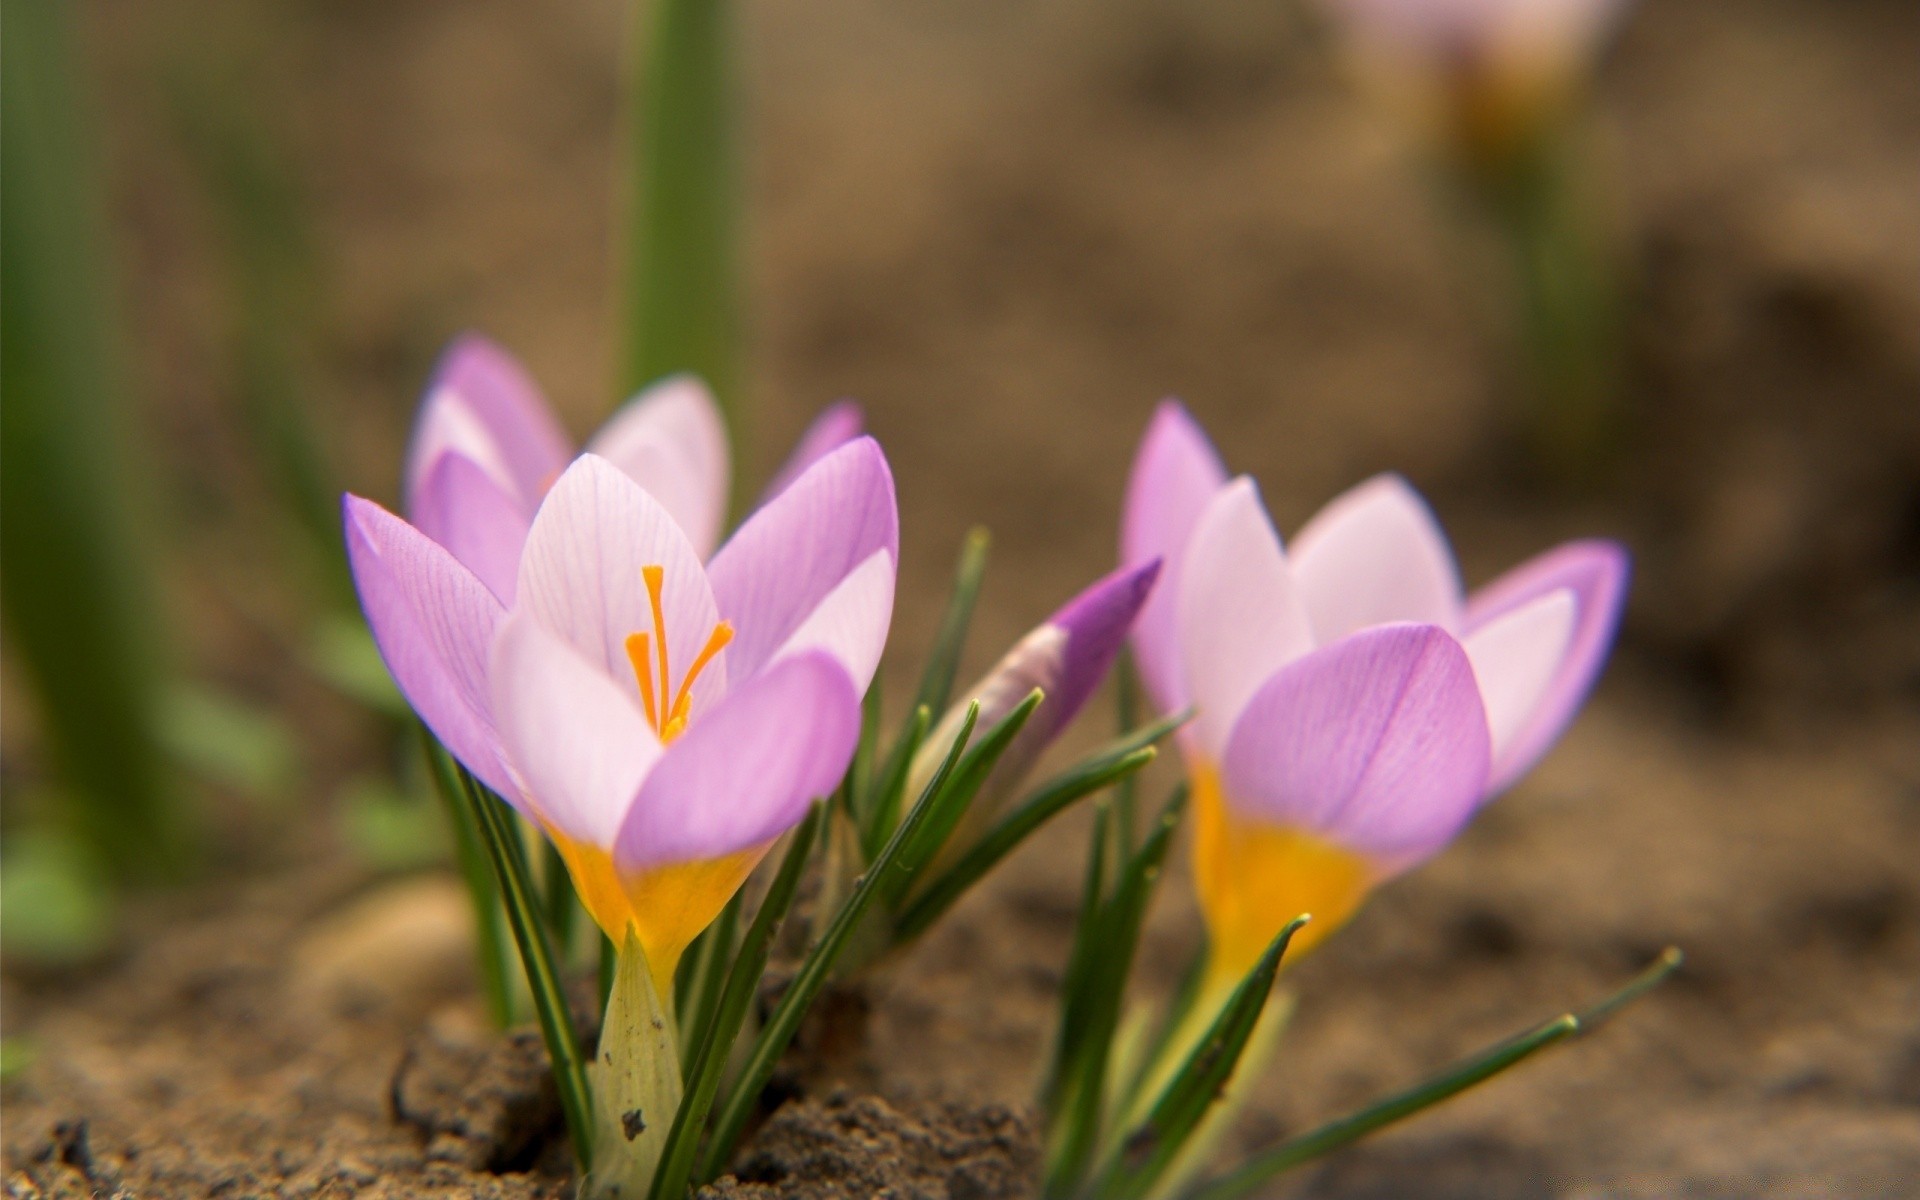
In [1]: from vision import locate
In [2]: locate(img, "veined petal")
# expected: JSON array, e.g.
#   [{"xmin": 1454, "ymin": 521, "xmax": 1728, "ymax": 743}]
[
  {"xmin": 586, "ymin": 374, "xmax": 730, "ymax": 560},
  {"xmin": 412, "ymin": 455, "xmax": 533, "ymax": 605},
  {"xmin": 1121, "ymin": 400, "xmax": 1229, "ymax": 715},
  {"xmin": 516, "ymin": 455, "xmax": 725, "ymax": 717},
  {"xmin": 767, "ymin": 548, "xmax": 895, "ymax": 692},
  {"xmin": 761, "ymin": 400, "xmax": 864, "ymax": 505},
  {"xmin": 617, "ymin": 650, "xmax": 859, "ymax": 870},
  {"xmin": 1177, "ymin": 479, "xmax": 1315, "ymax": 759},
  {"xmin": 488, "ymin": 612, "xmax": 663, "ymax": 849},
  {"xmin": 403, "ymin": 335, "xmax": 571, "ymax": 514},
  {"xmin": 1464, "ymin": 588, "xmax": 1575, "ymax": 781},
  {"xmin": 1044, "ymin": 558, "xmax": 1163, "ymax": 731},
  {"xmin": 1290, "ymin": 473, "xmax": 1465, "ymax": 642},
  {"xmin": 344, "ymin": 495, "xmax": 516, "ymax": 801},
  {"xmin": 1221, "ymin": 623, "xmax": 1490, "ymax": 868},
  {"xmin": 708, "ymin": 438, "xmax": 898, "ymax": 682},
  {"xmin": 1466, "ymin": 539, "xmax": 1628, "ymax": 791}
]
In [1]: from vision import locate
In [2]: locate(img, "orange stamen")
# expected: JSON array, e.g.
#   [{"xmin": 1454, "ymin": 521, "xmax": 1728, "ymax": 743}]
[
  {"xmin": 669, "ymin": 623, "xmax": 734, "ymax": 723},
  {"xmin": 643, "ymin": 565, "xmax": 670, "ymax": 718},
  {"xmin": 625, "ymin": 631, "xmax": 659, "ymax": 729}
]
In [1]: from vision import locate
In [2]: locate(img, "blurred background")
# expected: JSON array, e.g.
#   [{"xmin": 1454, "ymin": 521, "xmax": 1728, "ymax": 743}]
[{"xmin": 3, "ymin": 0, "xmax": 1917, "ymax": 1195}]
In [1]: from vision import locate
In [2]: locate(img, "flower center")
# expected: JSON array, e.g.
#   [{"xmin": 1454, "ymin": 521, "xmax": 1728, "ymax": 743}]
[{"xmin": 623, "ymin": 564, "xmax": 733, "ymax": 743}]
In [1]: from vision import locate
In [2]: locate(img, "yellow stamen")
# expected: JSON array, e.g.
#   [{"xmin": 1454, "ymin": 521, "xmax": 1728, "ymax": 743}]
[
  {"xmin": 625, "ymin": 632, "xmax": 659, "ymax": 729},
  {"xmin": 643, "ymin": 565, "xmax": 671, "ymax": 719},
  {"xmin": 1190, "ymin": 762, "xmax": 1377, "ymax": 991},
  {"xmin": 661, "ymin": 622, "xmax": 734, "ymax": 742}
]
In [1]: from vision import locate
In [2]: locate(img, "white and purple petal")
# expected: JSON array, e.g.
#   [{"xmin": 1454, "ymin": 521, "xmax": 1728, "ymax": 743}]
[
  {"xmin": 761, "ymin": 400, "xmax": 864, "ymax": 505},
  {"xmin": 615, "ymin": 651, "xmax": 860, "ymax": 870},
  {"xmin": 1289, "ymin": 473, "xmax": 1465, "ymax": 643},
  {"xmin": 765, "ymin": 548, "xmax": 895, "ymax": 692},
  {"xmin": 586, "ymin": 374, "xmax": 730, "ymax": 559},
  {"xmin": 411, "ymin": 454, "xmax": 533, "ymax": 605},
  {"xmin": 1121, "ymin": 400, "xmax": 1230, "ymax": 715},
  {"xmin": 1466, "ymin": 539, "xmax": 1628, "ymax": 790},
  {"xmin": 403, "ymin": 335, "xmax": 571, "ymax": 515},
  {"xmin": 1176, "ymin": 479, "xmax": 1315, "ymax": 759},
  {"xmin": 708, "ymin": 437, "xmax": 898, "ymax": 683},
  {"xmin": 1221, "ymin": 623, "xmax": 1491, "ymax": 869}
]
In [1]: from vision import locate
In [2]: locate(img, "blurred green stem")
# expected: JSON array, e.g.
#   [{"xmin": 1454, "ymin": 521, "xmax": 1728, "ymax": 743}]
[
  {"xmin": 1, "ymin": 0, "xmax": 186, "ymax": 880},
  {"xmin": 620, "ymin": 0, "xmax": 743, "ymax": 458}
]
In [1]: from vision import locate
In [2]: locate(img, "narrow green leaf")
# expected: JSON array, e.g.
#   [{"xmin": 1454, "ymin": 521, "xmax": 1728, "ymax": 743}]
[
  {"xmin": 649, "ymin": 806, "xmax": 822, "ymax": 1200},
  {"xmin": 621, "ymin": 0, "xmax": 742, "ymax": 449},
  {"xmin": 1045, "ymin": 791, "xmax": 1186, "ymax": 1197},
  {"xmin": 891, "ymin": 742, "xmax": 1158, "ymax": 945},
  {"xmin": 543, "ymin": 836, "xmax": 579, "ymax": 959},
  {"xmin": 879, "ymin": 692, "xmax": 1041, "ymax": 914},
  {"xmin": 1093, "ymin": 919, "xmax": 1306, "ymax": 1200},
  {"xmin": 1112, "ymin": 654, "xmax": 1142, "ymax": 856},
  {"xmin": 676, "ymin": 889, "xmax": 742, "ymax": 1066},
  {"xmin": 1179, "ymin": 949, "xmax": 1684, "ymax": 1200},
  {"xmin": 861, "ymin": 703, "xmax": 930, "ymax": 861},
  {"xmin": 697, "ymin": 707, "xmax": 980, "ymax": 1181},
  {"xmin": 420, "ymin": 731, "xmax": 513, "ymax": 1027},
  {"xmin": 456, "ymin": 761, "xmax": 596, "ymax": 1171},
  {"xmin": 1042, "ymin": 802, "xmax": 1114, "ymax": 1120},
  {"xmin": 910, "ymin": 528, "xmax": 992, "ymax": 722},
  {"xmin": 847, "ymin": 680, "xmax": 883, "ymax": 827}
]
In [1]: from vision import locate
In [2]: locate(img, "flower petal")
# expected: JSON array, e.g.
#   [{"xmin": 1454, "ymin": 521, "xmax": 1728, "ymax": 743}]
[
  {"xmin": 761, "ymin": 400, "xmax": 864, "ymax": 505},
  {"xmin": 516, "ymin": 455, "xmax": 724, "ymax": 718},
  {"xmin": 766, "ymin": 548, "xmax": 895, "ymax": 692},
  {"xmin": 1176, "ymin": 479, "xmax": 1316, "ymax": 759},
  {"xmin": 585, "ymin": 374, "xmax": 730, "ymax": 559},
  {"xmin": 1221, "ymin": 623, "xmax": 1491, "ymax": 868},
  {"xmin": 616, "ymin": 651, "xmax": 859, "ymax": 870},
  {"xmin": 411, "ymin": 454, "xmax": 533, "ymax": 605},
  {"xmin": 403, "ymin": 335, "xmax": 571, "ymax": 514},
  {"xmin": 488, "ymin": 612, "xmax": 663, "ymax": 849},
  {"xmin": 1466, "ymin": 539, "xmax": 1628, "ymax": 791},
  {"xmin": 1464, "ymin": 587, "xmax": 1575, "ymax": 782},
  {"xmin": 1044, "ymin": 558, "xmax": 1163, "ymax": 732},
  {"xmin": 344, "ymin": 495, "xmax": 516, "ymax": 800},
  {"xmin": 707, "ymin": 437, "xmax": 898, "ymax": 682},
  {"xmin": 1289, "ymin": 473, "xmax": 1465, "ymax": 642},
  {"xmin": 1121, "ymin": 400, "xmax": 1230, "ymax": 715}
]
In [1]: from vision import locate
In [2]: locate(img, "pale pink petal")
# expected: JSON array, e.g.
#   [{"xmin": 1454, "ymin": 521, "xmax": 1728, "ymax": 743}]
[
  {"xmin": 1466, "ymin": 539, "xmax": 1628, "ymax": 791},
  {"xmin": 1121, "ymin": 400, "xmax": 1230, "ymax": 716},
  {"xmin": 616, "ymin": 651, "xmax": 859, "ymax": 870},
  {"xmin": 1222, "ymin": 623, "xmax": 1491, "ymax": 869},
  {"xmin": 1176, "ymin": 479, "xmax": 1316, "ymax": 759},
  {"xmin": 403, "ymin": 335, "xmax": 571, "ymax": 513},
  {"xmin": 1464, "ymin": 588, "xmax": 1575, "ymax": 782},
  {"xmin": 411, "ymin": 455, "xmax": 533, "ymax": 605},
  {"xmin": 515, "ymin": 455, "xmax": 725, "ymax": 719},
  {"xmin": 707, "ymin": 438, "xmax": 897, "ymax": 682},
  {"xmin": 488, "ymin": 613, "xmax": 662, "ymax": 849},
  {"xmin": 1290, "ymin": 474, "xmax": 1464, "ymax": 642},
  {"xmin": 586, "ymin": 374, "xmax": 730, "ymax": 559},
  {"xmin": 766, "ymin": 549, "xmax": 894, "ymax": 692},
  {"xmin": 343, "ymin": 495, "xmax": 517, "ymax": 802},
  {"xmin": 761, "ymin": 400, "xmax": 864, "ymax": 505}
]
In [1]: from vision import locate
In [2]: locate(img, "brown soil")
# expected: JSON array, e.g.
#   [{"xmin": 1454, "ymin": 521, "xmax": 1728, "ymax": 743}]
[{"xmin": 6, "ymin": 0, "xmax": 1919, "ymax": 1196}]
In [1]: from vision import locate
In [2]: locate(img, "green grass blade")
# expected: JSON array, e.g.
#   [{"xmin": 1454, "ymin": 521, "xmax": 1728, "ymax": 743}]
[
  {"xmin": 891, "ymin": 740, "xmax": 1159, "ymax": 945},
  {"xmin": 697, "ymin": 706, "xmax": 979, "ymax": 1182},
  {"xmin": 1042, "ymin": 802, "xmax": 1114, "ymax": 1120},
  {"xmin": 878, "ymin": 691, "xmax": 1041, "ymax": 914},
  {"xmin": 909, "ymin": 528, "xmax": 991, "ymax": 721},
  {"xmin": 1092, "ymin": 919, "xmax": 1306, "ymax": 1200},
  {"xmin": 456, "ymin": 762, "xmax": 596, "ymax": 1171},
  {"xmin": 543, "ymin": 837, "xmax": 580, "ymax": 959},
  {"xmin": 1044, "ymin": 791, "xmax": 1186, "ymax": 1197},
  {"xmin": 1, "ymin": 0, "xmax": 183, "ymax": 881},
  {"xmin": 421, "ymin": 729, "xmax": 514, "ymax": 1027},
  {"xmin": 620, "ymin": 0, "xmax": 742, "ymax": 450},
  {"xmin": 1181, "ymin": 949, "xmax": 1684, "ymax": 1200},
  {"xmin": 861, "ymin": 704, "xmax": 930, "ymax": 861},
  {"xmin": 677, "ymin": 889, "xmax": 742, "ymax": 1066},
  {"xmin": 846, "ymin": 680, "xmax": 883, "ymax": 828},
  {"xmin": 1112, "ymin": 654, "xmax": 1142, "ymax": 855},
  {"xmin": 648, "ymin": 806, "xmax": 823, "ymax": 1200}
]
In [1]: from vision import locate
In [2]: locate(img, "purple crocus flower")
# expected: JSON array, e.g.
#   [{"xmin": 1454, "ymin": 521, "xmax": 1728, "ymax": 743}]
[
  {"xmin": 405, "ymin": 334, "xmax": 863, "ymax": 604},
  {"xmin": 1122, "ymin": 401, "xmax": 1626, "ymax": 983},
  {"xmin": 347, "ymin": 439, "xmax": 897, "ymax": 995},
  {"xmin": 907, "ymin": 561, "xmax": 1163, "ymax": 857}
]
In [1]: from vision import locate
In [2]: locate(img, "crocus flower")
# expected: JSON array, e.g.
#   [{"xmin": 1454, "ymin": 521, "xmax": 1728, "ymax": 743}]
[
  {"xmin": 347, "ymin": 438, "xmax": 897, "ymax": 995},
  {"xmin": 1318, "ymin": 0, "xmax": 1631, "ymax": 166},
  {"xmin": 907, "ymin": 561, "xmax": 1163, "ymax": 862},
  {"xmin": 1123, "ymin": 402, "xmax": 1626, "ymax": 986},
  {"xmin": 405, "ymin": 334, "xmax": 862, "ymax": 604}
]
